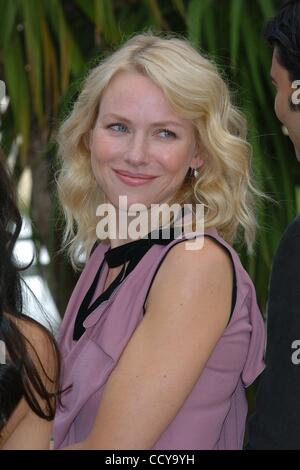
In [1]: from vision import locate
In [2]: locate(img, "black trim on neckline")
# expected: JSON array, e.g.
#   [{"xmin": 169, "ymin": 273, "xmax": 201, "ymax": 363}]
[
  {"xmin": 104, "ymin": 225, "xmax": 178, "ymax": 268},
  {"xmin": 73, "ymin": 226, "xmax": 177, "ymax": 340}
]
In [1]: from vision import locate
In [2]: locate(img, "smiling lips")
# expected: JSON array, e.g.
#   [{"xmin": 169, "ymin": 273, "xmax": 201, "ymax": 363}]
[{"xmin": 114, "ymin": 169, "xmax": 157, "ymax": 186}]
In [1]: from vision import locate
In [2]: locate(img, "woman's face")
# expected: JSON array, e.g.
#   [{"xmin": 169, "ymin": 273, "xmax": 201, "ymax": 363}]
[{"xmin": 89, "ymin": 71, "xmax": 202, "ymax": 211}]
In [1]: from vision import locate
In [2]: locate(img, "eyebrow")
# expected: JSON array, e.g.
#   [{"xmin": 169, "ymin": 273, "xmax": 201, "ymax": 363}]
[
  {"xmin": 100, "ymin": 113, "xmax": 185, "ymax": 128},
  {"xmin": 270, "ymin": 74, "xmax": 277, "ymax": 84}
]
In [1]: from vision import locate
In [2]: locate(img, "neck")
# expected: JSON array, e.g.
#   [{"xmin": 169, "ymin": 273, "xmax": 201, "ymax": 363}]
[
  {"xmin": 107, "ymin": 208, "xmax": 155, "ymax": 250},
  {"xmin": 107, "ymin": 203, "xmax": 183, "ymax": 250}
]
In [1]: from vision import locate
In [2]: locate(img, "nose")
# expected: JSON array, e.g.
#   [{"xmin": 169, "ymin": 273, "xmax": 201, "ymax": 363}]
[{"xmin": 124, "ymin": 132, "xmax": 149, "ymax": 166}]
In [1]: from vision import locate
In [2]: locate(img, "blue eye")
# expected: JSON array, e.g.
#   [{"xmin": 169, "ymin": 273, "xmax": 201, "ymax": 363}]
[
  {"xmin": 106, "ymin": 124, "xmax": 176, "ymax": 138},
  {"xmin": 108, "ymin": 123, "xmax": 128, "ymax": 133},
  {"xmin": 158, "ymin": 128, "xmax": 176, "ymax": 138}
]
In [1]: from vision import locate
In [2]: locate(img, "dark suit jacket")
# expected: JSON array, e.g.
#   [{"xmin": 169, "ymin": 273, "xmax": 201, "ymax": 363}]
[{"xmin": 247, "ymin": 215, "xmax": 300, "ymax": 449}]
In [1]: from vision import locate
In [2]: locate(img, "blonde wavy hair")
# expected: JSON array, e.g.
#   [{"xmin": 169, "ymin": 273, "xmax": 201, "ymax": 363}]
[{"xmin": 57, "ymin": 32, "xmax": 262, "ymax": 268}]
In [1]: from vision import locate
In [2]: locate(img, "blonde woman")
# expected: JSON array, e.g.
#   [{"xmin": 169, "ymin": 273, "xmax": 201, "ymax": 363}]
[{"xmin": 54, "ymin": 33, "xmax": 265, "ymax": 450}]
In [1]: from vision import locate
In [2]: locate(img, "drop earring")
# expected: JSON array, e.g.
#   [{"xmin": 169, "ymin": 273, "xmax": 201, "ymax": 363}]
[{"xmin": 193, "ymin": 168, "xmax": 199, "ymax": 178}]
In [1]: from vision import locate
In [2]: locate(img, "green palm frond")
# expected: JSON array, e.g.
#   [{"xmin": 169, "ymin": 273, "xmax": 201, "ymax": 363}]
[{"xmin": 0, "ymin": 0, "xmax": 297, "ymax": 319}]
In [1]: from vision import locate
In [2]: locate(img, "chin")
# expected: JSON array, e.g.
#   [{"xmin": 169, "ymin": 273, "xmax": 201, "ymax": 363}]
[{"xmin": 109, "ymin": 195, "xmax": 149, "ymax": 211}]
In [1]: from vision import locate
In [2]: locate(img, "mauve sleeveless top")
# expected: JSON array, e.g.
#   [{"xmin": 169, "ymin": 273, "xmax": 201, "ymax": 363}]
[{"xmin": 53, "ymin": 228, "xmax": 265, "ymax": 450}]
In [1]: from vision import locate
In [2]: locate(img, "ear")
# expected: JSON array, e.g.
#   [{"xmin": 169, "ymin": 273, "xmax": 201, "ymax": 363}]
[
  {"xmin": 190, "ymin": 150, "xmax": 205, "ymax": 170},
  {"xmin": 190, "ymin": 139, "xmax": 206, "ymax": 169}
]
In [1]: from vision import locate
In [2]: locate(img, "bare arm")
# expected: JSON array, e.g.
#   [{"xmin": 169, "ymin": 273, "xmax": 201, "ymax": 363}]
[
  {"xmin": 1, "ymin": 401, "xmax": 53, "ymax": 450},
  {"xmin": 67, "ymin": 237, "xmax": 233, "ymax": 450},
  {"xmin": 0, "ymin": 319, "xmax": 57, "ymax": 450}
]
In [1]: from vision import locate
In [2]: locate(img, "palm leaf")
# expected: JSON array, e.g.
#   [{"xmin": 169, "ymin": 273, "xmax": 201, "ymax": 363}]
[
  {"xmin": 0, "ymin": 0, "xmax": 18, "ymax": 51},
  {"xmin": 229, "ymin": 0, "xmax": 243, "ymax": 68},
  {"xmin": 186, "ymin": 0, "xmax": 211, "ymax": 47},
  {"xmin": 4, "ymin": 34, "xmax": 30, "ymax": 161},
  {"xmin": 21, "ymin": 0, "xmax": 44, "ymax": 125}
]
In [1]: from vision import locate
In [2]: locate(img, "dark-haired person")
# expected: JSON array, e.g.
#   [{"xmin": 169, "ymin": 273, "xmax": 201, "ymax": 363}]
[
  {"xmin": 247, "ymin": 0, "xmax": 300, "ymax": 449},
  {"xmin": 0, "ymin": 155, "xmax": 60, "ymax": 449}
]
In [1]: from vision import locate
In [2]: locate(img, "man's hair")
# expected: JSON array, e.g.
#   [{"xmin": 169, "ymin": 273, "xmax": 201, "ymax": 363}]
[{"xmin": 263, "ymin": 0, "xmax": 300, "ymax": 82}]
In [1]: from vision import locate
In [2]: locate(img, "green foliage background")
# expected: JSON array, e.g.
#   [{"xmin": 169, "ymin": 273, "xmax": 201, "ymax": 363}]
[{"xmin": 0, "ymin": 0, "xmax": 299, "ymax": 326}]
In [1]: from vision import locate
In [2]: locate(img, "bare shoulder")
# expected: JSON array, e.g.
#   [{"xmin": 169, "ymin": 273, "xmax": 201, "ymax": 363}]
[
  {"xmin": 162, "ymin": 235, "xmax": 233, "ymax": 273},
  {"xmin": 4, "ymin": 314, "xmax": 58, "ymax": 406},
  {"xmin": 146, "ymin": 236, "xmax": 233, "ymax": 310},
  {"xmin": 0, "ymin": 316, "xmax": 57, "ymax": 449},
  {"xmin": 9, "ymin": 315, "xmax": 57, "ymax": 370}
]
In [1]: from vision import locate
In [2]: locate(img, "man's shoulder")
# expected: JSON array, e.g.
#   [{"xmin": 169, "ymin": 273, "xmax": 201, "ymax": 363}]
[
  {"xmin": 279, "ymin": 214, "xmax": 300, "ymax": 245},
  {"xmin": 285, "ymin": 214, "xmax": 300, "ymax": 232},
  {"xmin": 273, "ymin": 214, "xmax": 300, "ymax": 264}
]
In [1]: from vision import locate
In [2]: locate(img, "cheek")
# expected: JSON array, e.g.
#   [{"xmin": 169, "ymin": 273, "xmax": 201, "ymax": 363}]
[
  {"xmin": 158, "ymin": 145, "xmax": 191, "ymax": 175},
  {"xmin": 90, "ymin": 135, "xmax": 113, "ymax": 185},
  {"xmin": 90, "ymin": 134, "xmax": 118, "ymax": 165},
  {"xmin": 274, "ymin": 92, "xmax": 288, "ymax": 124},
  {"xmin": 274, "ymin": 94, "xmax": 281, "ymax": 121}
]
